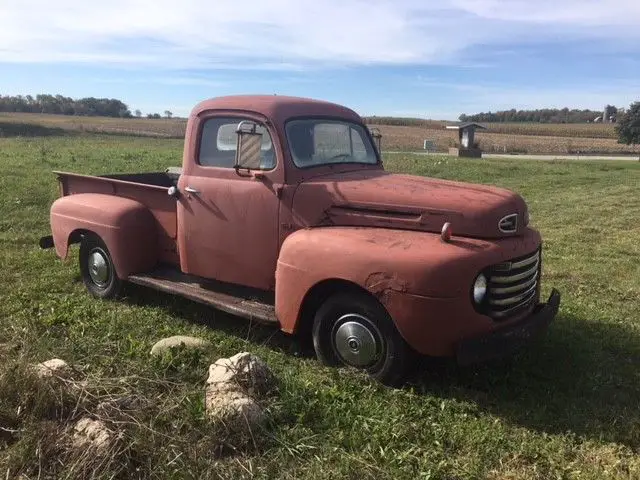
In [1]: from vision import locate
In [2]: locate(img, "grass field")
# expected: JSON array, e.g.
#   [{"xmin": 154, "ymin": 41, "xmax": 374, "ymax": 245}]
[
  {"xmin": 2, "ymin": 112, "xmax": 639, "ymax": 156},
  {"xmin": 1, "ymin": 132, "xmax": 639, "ymax": 479},
  {"xmin": 0, "ymin": 112, "xmax": 187, "ymax": 138}
]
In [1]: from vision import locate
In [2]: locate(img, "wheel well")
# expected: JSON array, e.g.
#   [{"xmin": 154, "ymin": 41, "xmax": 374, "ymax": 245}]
[
  {"xmin": 295, "ymin": 279, "xmax": 373, "ymax": 338},
  {"xmin": 68, "ymin": 228, "xmax": 93, "ymax": 246}
]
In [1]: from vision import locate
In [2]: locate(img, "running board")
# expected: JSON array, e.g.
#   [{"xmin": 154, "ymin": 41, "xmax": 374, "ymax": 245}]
[{"xmin": 128, "ymin": 267, "xmax": 278, "ymax": 325}]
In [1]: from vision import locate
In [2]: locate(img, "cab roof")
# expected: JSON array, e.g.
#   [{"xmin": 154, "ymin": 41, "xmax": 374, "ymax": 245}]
[{"xmin": 190, "ymin": 95, "xmax": 362, "ymax": 125}]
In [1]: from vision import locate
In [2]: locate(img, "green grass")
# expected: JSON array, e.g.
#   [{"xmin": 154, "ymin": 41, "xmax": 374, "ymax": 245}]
[{"xmin": 1, "ymin": 134, "xmax": 639, "ymax": 479}]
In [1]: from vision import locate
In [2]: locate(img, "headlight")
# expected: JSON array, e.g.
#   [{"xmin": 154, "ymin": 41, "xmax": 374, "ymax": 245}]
[{"xmin": 473, "ymin": 273, "xmax": 487, "ymax": 304}]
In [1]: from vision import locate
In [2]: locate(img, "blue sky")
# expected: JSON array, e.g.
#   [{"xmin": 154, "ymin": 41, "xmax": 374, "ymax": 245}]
[{"xmin": 1, "ymin": 0, "xmax": 639, "ymax": 120}]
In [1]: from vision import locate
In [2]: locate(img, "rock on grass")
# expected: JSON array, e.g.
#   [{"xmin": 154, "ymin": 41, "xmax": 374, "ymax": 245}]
[
  {"xmin": 207, "ymin": 352, "xmax": 276, "ymax": 396},
  {"xmin": 72, "ymin": 417, "xmax": 115, "ymax": 452},
  {"xmin": 150, "ymin": 336, "xmax": 211, "ymax": 356},
  {"xmin": 34, "ymin": 358, "xmax": 75, "ymax": 380},
  {"xmin": 205, "ymin": 353, "xmax": 276, "ymax": 435}
]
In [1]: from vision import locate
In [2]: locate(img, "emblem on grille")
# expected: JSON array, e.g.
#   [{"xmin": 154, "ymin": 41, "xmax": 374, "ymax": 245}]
[{"xmin": 498, "ymin": 213, "xmax": 518, "ymax": 233}]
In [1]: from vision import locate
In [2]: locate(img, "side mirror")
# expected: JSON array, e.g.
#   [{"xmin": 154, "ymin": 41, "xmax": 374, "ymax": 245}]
[
  {"xmin": 235, "ymin": 121, "xmax": 263, "ymax": 171},
  {"xmin": 369, "ymin": 127, "xmax": 382, "ymax": 154}
]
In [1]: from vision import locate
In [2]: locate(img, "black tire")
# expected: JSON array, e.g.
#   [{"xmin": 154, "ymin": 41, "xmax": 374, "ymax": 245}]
[
  {"xmin": 79, "ymin": 234, "xmax": 122, "ymax": 299},
  {"xmin": 312, "ymin": 292, "xmax": 411, "ymax": 386}
]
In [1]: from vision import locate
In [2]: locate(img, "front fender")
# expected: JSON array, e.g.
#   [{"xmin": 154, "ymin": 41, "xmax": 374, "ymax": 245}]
[
  {"xmin": 275, "ymin": 226, "xmax": 542, "ymax": 334},
  {"xmin": 50, "ymin": 193, "xmax": 158, "ymax": 278}
]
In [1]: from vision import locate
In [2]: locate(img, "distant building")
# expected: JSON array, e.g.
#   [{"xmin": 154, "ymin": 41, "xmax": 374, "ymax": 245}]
[{"xmin": 445, "ymin": 122, "xmax": 487, "ymax": 158}]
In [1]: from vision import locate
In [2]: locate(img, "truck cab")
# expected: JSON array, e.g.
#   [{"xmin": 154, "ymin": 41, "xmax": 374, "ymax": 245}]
[{"xmin": 41, "ymin": 95, "xmax": 560, "ymax": 385}]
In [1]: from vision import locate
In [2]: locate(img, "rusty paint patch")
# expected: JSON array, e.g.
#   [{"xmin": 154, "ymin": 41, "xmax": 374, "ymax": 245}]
[{"xmin": 365, "ymin": 272, "xmax": 408, "ymax": 304}]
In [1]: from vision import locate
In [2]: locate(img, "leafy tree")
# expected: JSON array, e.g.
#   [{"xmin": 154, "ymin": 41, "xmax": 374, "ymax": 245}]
[
  {"xmin": 615, "ymin": 101, "xmax": 640, "ymax": 145},
  {"xmin": 164, "ymin": 110, "xmax": 173, "ymax": 119},
  {"xmin": 135, "ymin": 109, "xmax": 142, "ymax": 117}
]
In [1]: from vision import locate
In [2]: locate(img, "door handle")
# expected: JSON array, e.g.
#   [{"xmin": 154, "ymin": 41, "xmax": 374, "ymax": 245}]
[{"xmin": 184, "ymin": 186, "xmax": 200, "ymax": 194}]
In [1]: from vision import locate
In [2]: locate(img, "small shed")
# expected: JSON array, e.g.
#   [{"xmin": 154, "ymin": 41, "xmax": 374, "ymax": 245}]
[{"xmin": 445, "ymin": 122, "xmax": 487, "ymax": 158}]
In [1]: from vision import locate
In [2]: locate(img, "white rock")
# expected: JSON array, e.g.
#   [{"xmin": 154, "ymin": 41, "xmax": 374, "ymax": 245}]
[
  {"xmin": 72, "ymin": 418, "xmax": 114, "ymax": 452},
  {"xmin": 205, "ymin": 383, "xmax": 265, "ymax": 432},
  {"xmin": 204, "ymin": 353, "xmax": 275, "ymax": 433},
  {"xmin": 206, "ymin": 352, "xmax": 275, "ymax": 396},
  {"xmin": 150, "ymin": 335, "xmax": 211, "ymax": 356},
  {"xmin": 34, "ymin": 358, "xmax": 73, "ymax": 379}
]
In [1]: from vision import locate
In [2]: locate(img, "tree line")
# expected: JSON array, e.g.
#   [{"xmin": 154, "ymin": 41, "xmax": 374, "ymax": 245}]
[
  {"xmin": 363, "ymin": 116, "xmax": 444, "ymax": 128},
  {"xmin": 459, "ymin": 106, "xmax": 621, "ymax": 124},
  {"xmin": 0, "ymin": 94, "xmax": 175, "ymax": 119},
  {"xmin": 0, "ymin": 94, "xmax": 135, "ymax": 118}
]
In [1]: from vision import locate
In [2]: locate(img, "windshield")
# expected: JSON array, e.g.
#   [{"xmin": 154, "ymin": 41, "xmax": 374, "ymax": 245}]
[{"xmin": 286, "ymin": 119, "xmax": 378, "ymax": 168}]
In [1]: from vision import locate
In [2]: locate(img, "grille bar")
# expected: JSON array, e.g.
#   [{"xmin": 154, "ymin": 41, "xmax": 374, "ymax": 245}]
[
  {"xmin": 489, "ymin": 282, "xmax": 538, "ymax": 306},
  {"xmin": 510, "ymin": 253, "xmax": 539, "ymax": 269},
  {"xmin": 491, "ymin": 259, "xmax": 539, "ymax": 283},
  {"xmin": 485, "ymin": 250, "xmax": 541, "ymax": 321},
  {"xmin": 490, "ymin": 275, "xmax": 537, "ymax": 295},
  {"xmin": 490, "ymin": 290, "xmax": 537, "ymax": 318}
]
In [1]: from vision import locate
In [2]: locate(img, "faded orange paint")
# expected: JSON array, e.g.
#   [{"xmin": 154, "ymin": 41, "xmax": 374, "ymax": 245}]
[
  {"xmin": 290, "ymin": 170, "xmax": 528, "ymax": 238},
  {"xmin": 45, "ymin": 95, "xmax": 556, "ymax": 360},
  {"xmin": 275, "ymin": 226, "xmax": 541, "ymax": 355},
  {"xmin": 50, "ymin": 193, "xmax": 158, "ymax": 278}
]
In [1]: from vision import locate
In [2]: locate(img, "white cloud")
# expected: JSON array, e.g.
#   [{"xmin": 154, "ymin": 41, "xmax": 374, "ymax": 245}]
[
  {"xmin": 0, "ymin": 0, "xmax": 638, "ymax": 68},
  {"xmin": 451, "ymin": 0, "xmax": 640, "ymax": 25}
]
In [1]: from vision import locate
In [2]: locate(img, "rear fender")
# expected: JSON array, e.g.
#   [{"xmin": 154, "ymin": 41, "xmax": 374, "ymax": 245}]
[{"xmin": 50, "ymin": 193, "xmax": 158, "ymax": 278}]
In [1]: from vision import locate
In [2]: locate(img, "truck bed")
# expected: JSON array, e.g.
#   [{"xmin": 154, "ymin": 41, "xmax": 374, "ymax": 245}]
[
  {"xmin": 55, "ymin": 170, "xmax": 180, "ymax": 265},
  {"xmin": 101, "ymin": 170, "xmax": 181, "ymax": 188}
]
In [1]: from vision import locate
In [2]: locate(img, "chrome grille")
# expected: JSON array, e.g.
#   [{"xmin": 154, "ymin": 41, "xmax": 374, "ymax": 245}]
[{"xmin": 486, "ymin": 250, "xmax": 540, "ymax": 320}]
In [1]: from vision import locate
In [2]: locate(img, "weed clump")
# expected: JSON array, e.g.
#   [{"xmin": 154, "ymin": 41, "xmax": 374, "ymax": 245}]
[{"xmin": 0, "ymin": 352, "xmax": 276, "ymax": 478}]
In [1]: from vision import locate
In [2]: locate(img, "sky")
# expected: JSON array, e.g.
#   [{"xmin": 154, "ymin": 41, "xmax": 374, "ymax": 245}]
[{"xmin": 0, "ymin": 0, "xmax": 639, "ymax": 120}]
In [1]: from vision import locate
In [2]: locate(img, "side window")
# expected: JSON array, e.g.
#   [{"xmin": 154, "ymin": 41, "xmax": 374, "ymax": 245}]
[{"xmin": 198, "ymin": 117, "xmax": 276, "ymax": 169}]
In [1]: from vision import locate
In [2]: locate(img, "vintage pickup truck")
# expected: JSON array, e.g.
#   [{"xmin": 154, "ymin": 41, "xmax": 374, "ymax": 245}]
[{"xmin": 40, "ymin": 95, "xmax": 560, "ymax": 385}]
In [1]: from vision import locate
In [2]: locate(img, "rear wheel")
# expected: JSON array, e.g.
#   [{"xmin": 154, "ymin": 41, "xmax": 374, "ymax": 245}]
[
  {"xmin": 312, "ymin": 292, "xmax": 411, "ymax": 386},
  {"xmin": 79, "ymin": 234, "xmax": 122, "ymax": 299}
]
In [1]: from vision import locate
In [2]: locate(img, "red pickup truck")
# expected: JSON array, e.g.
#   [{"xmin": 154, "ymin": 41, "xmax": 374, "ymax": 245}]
[{"xmin": 40, "ymin": 95, "xmax": 560, "ymax": 385}]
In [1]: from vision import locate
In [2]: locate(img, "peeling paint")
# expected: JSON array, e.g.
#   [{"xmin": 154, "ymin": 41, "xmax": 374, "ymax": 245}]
[{"xmin": 365, "ymin": 272, "xmax": 409, "ymax": 301}]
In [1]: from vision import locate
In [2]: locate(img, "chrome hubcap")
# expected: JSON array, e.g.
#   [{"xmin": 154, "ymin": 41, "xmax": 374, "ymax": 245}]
[
  {"xmin": 88, "ymin": 250, "xmax": 109, "ymax": 287},
  {"xmin": 333, "ymin": 314, "xmax": 381, "ymax": 367}
]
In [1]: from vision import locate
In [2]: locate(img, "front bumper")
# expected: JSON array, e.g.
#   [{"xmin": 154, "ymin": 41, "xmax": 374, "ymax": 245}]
[{"xmin": 456, "ymin": 289, "xmax": 560, "ymax": 366}]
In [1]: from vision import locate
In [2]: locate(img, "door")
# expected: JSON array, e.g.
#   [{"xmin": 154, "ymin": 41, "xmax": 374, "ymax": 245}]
[{"xmin": 177, "ymin": 115, "xmax": 282, "ymax": 291}]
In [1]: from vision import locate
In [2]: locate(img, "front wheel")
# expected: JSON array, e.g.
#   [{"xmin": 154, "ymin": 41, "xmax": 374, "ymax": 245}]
[
  {"xmin": 79, "ymin": 234, "xmax": 122, "ymax": 299},
  {"xmin": 312, "ymin": 292, "xmax": 412, "ymax": 386}
]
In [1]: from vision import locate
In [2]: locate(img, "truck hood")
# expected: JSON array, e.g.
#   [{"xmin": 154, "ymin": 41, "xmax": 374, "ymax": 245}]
[{"xmin": 291, "ymin": 170, "xmax": 528, "ymax": 239}]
